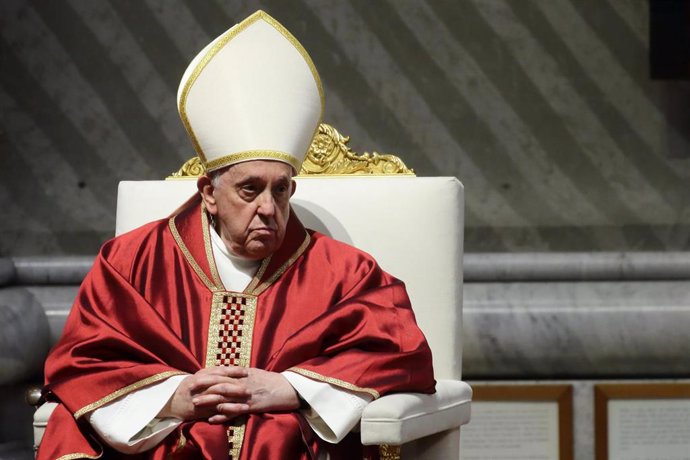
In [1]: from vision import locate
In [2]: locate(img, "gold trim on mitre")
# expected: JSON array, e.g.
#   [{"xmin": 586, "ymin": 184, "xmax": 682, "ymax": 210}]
[
  {"xmin": 205, "ymin": 150, "xmax": 301, "ymax": 173},
  {"xmin": 177, "ymin": 10, "xmax": 324, "ymax": 172}
]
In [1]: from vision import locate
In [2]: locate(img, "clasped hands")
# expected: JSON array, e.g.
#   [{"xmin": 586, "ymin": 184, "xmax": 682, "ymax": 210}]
[{"xmin": 158, "ymin": 367, "xmax": 300, "ymax": 423}]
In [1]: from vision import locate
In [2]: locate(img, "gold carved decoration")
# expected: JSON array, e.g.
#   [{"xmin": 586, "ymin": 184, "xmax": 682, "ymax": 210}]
[
  {"xmin": 167, "ymin": 123, "xmax": 414, "ymax": 179},
  {"xmin": 378, "ymin": 444, "xmax": 401, "ymax": 460},
  {"xmin": 300, "ymin": 123, "xmax": 414, "ymax": 176},
  {"xmin": 168, "ymin": 156, "xmax": 205, "ymax": 179}
]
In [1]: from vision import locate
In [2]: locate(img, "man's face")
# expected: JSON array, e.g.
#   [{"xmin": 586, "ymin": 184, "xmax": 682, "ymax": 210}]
[{"xmin": 198, "ymin": 160, "xmax": 296, "ymax": 260}]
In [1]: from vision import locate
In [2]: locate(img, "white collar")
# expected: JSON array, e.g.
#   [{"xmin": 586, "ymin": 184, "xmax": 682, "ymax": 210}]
[
  {"xmin": 209, "ymin": 225, "xmax": 260, "ymax": 291},
  {"xmin": 209, "ymin": 225, "xmax": 261, "ymax": 270}
]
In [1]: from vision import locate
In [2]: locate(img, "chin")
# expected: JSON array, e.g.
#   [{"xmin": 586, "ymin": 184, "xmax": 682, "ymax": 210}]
[{"xmin": 245, "ymin": 243, "xmax": 278, "ymax": 260}]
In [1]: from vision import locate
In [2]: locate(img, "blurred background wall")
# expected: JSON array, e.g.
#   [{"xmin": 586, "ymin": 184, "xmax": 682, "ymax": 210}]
[{"xmin": 1, "ymin": 0, "xmax": 689, "ymax": 256}]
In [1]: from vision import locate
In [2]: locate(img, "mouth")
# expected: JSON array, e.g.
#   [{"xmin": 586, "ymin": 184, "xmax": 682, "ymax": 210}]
[{"xmin": 250, "ymin": 227, "xmax": 276, "ymax": 236}]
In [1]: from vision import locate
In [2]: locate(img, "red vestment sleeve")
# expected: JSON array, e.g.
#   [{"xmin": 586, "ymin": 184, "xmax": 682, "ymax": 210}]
[
  {"xmin": 38, "ymin": 226, "xmax": 205, "ymax": 459},
  {"xmin": 45, "ymin": 242, "xmax": 199, "ymax": 415},
  {"xmin": 255, "ymin": 232, "xmax": 436, "ymax": 399}
]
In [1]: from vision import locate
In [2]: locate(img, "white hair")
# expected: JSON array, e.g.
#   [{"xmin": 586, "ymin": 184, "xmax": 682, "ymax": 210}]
[{"xmin": 208, "ymin": 167, "xmax": 229, "ymax": 188}]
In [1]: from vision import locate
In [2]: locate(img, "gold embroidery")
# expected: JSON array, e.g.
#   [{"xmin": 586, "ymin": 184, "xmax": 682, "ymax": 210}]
[
  {"xmin": 54, "ymin": 431, "xmax": 104, "ymax": 459},
  {"xmin": 175, "ymin": 429, "xmax": 187, "ymax": 451},
  {"xmin": 178, "ymin": 10, "xmax": 324, "ymax": 169},
  {"xmin": 244, "ymin": 255, "xmax": 272, "ymax": 294},
  {"xmin": 73, "ymin": 371, "xmax": 186, "ymax": 419},
  {"xmin": 201, "ymin": 206, "xmax": 224, "ymax": 289},
  {"xmin": 205, "ymin": 296, "xmax": 222, "ymax": 368},
  {"xmin": 249, "ymin": 232, "xmax": 311, "ymax": 296},
  {"xmin": 55, "ymin": 453, "xmax": 101, "ymax": 460},
  {"xmin": 204, "ymin": 292, "xmax": 257, "ymax": 368},
  {"xmin": 169, "ymin": 216, "xmax": 218, "ymax": 292},
  {"xmin": 238, "ymin": 300, "xmax": 256, "ymax": 369},
  {"xmin": 287, "ymin": 367, "xmax": 380, "ymax": 399},
  {"xmin": 206, "ymin": 150, "xmax": 301, "ymax": 173},
  {"xmin": 205, "ymin": 293, "xmax": 257, "ymax": 459},
  {"xmin": 227, "ymin": 421, "xmax": 247, "ymax": 459}
]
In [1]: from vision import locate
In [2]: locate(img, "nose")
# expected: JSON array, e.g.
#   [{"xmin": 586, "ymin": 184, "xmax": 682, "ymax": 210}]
[{"xmin": 255, "ymin": 191, "xmax": 276, "ymax": 217}]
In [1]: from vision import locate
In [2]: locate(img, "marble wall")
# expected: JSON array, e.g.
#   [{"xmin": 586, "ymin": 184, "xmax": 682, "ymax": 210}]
[
  {"xmin": 1, "ymin": 0, "xmax": 690, "ymax": 255},
  {"xmin": 461, "ymin": 252, "xmax": 690, "ymax": 460}
]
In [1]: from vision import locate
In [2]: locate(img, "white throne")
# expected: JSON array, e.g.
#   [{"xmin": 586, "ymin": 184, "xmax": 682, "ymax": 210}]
[{"xmin": 34, "ymin": 124, "xmax": 471, "ymax": 459}]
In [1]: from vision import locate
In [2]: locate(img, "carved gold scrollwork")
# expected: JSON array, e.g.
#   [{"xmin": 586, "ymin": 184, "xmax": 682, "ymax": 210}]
[
  {"xmin": 378, "ymin": 444, "xmax": 401, "ymax": 460},
  {"xmin": 168, "ymin": 156, "xmax": 205, "ymax": 179},
  {"xmin": 300, "ymin": 123, "xmax": 414, "ymax": 176},
  {"xmin": 167, "ymin": 123, "xmax": 414, "ymax": 179}
]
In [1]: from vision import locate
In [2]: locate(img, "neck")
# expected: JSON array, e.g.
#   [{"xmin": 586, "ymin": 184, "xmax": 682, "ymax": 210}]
[{"xmin": 209, "ymin": 225, "xmax": 261, "ymax": 268}]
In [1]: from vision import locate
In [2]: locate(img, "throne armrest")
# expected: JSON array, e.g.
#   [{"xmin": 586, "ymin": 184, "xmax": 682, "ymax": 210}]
[
  {"xmin": 360, "ymin": 379, "xmax": 472, "ymax": 446},
  {"xmin": 33, "ymin": 402, "xmax": 58, "ymax": 449}
]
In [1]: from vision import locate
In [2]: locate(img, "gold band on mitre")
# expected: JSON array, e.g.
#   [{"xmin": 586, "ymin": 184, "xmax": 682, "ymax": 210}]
[{"xmin": 204, "ymin": 150, "xmax": 302, "ymax": 173}]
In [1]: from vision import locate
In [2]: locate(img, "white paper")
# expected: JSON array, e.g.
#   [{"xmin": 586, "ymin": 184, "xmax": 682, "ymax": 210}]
[
  {"xmin": 461, "ymin": 401, "xmax": 559, "ymax": 460},
  {"xmin": 608, "ymin": 399, "xmax": 690, "ymax": 460}
]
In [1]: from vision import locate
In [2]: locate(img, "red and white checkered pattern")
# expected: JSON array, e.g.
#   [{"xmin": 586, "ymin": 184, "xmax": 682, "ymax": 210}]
[{"xmin": 215, "ymin": 295, "xmax": 248, "ymax": 367}]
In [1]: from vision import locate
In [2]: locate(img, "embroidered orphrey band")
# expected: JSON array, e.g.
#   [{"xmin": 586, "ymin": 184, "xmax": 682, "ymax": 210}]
[
  {"xmin": 227, "ymin": 421, "xmax": 247, "ymax": 460},
  {"xmin": 206, "ymin": 292, "xmax": 257, "ymax": 459}
]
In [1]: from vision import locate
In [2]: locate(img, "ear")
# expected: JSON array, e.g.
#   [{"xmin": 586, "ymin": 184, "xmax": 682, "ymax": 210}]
[
  {"xmin": 290, "ymin": 179, "xmax": 297, "ymax": 197},
  {"xmin": 197, "ymin": 175, "xmax": 218, "ymax": 215}
]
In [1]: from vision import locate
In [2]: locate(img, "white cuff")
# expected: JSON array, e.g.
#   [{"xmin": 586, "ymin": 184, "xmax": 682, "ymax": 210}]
[
  {"xmin": 282, "ymin": 371, "xmax": 372, "ymax": 443},
  {"xmin": 88, "ymin": 374, "xmax": 187, "ymax": 453}
]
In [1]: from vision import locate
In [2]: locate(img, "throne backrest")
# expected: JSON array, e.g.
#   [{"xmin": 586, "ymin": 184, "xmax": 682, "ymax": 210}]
[{"xmin": 115, "ymin": 125, "xmax": 464, "ymax": 380}]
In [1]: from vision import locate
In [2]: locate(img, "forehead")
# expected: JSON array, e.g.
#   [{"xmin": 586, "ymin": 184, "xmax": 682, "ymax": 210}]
[{"xmin": 222, "ymin": 160, "xmax": 293, "ymax": 182}]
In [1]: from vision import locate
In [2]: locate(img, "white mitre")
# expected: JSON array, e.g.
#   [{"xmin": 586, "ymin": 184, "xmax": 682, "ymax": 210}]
[{"xmin": 177, "ymin": 10, "xmax": 324, "ymax": 173}]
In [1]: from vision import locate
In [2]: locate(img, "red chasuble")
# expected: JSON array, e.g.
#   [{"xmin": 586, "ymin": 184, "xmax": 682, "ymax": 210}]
[{"xmin": 38, "ymin": 197, "xmax": 436, "ymax": 460}]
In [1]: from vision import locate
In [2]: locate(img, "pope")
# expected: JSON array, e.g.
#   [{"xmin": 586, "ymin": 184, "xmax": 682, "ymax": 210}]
[{"xmin": 37, "ymin": 10, "xmax": 435, "ymax": 460}]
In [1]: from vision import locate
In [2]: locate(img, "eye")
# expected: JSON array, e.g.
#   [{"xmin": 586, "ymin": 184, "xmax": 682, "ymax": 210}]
[
  {"xmin": 238, "ymin": 183, "xmax": 258, "ymax": 199},
  {"xmin": 273, "ymin": 182, "xmax": 290, "ymax": 197}
]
